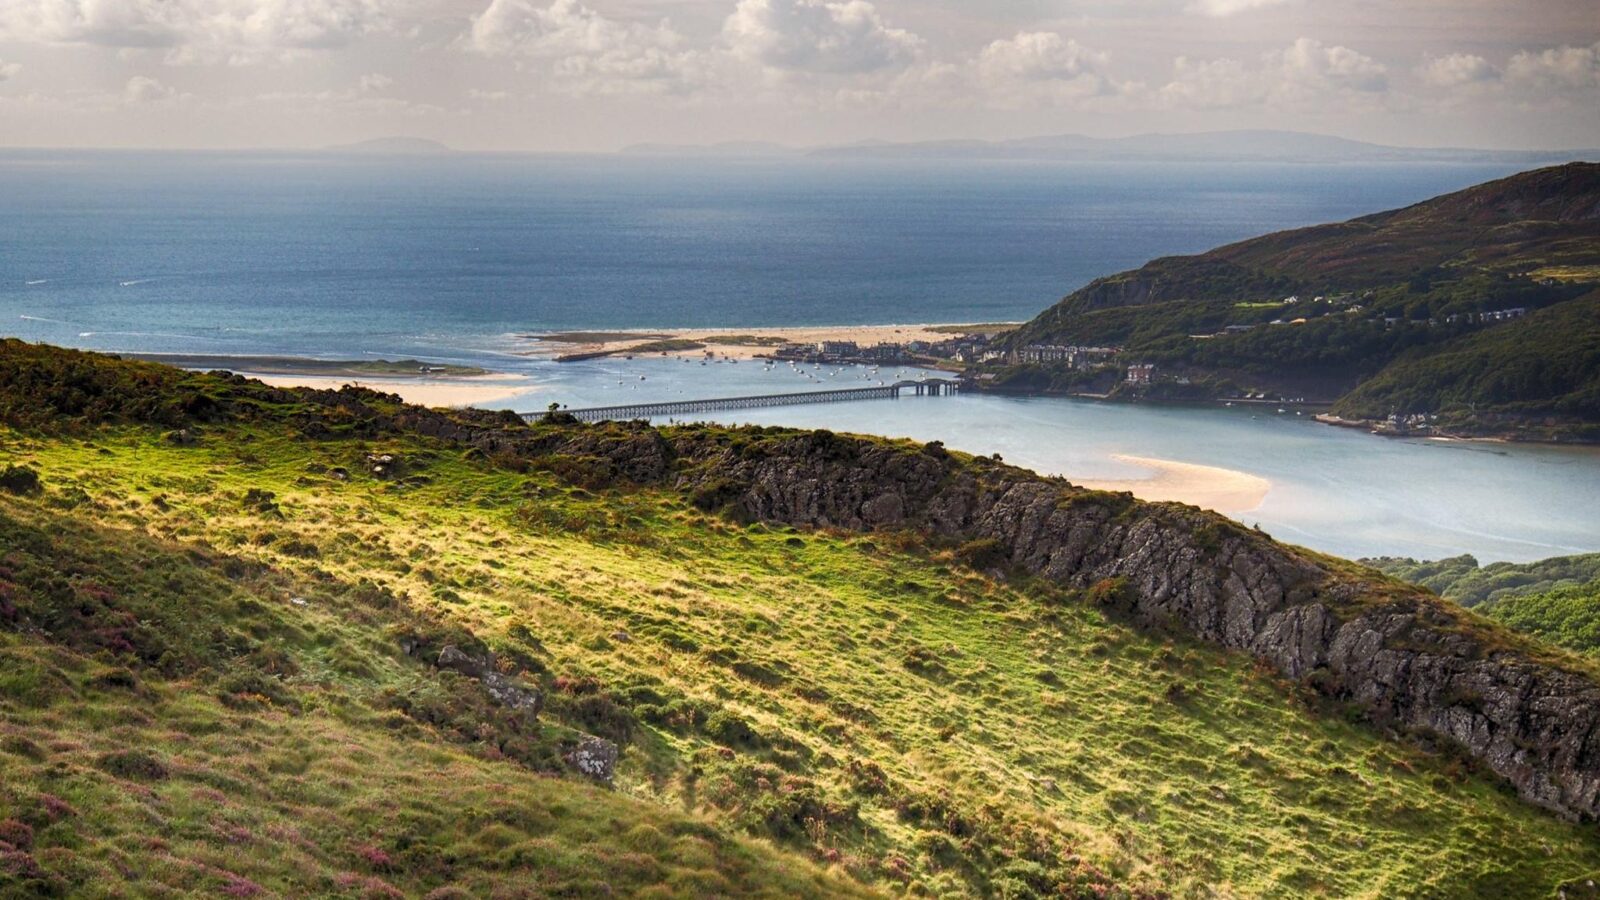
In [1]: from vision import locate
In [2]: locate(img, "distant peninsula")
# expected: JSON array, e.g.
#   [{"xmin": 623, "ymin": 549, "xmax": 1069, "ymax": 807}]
[{"xmin": 978, "ymin": 162, "xmax": 1600, "ymax": 442}]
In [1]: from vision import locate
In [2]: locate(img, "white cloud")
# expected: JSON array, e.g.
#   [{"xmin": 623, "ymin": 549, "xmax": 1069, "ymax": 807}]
[
  {"xmin": 722, "ymin": 0, "xmax": 922, "ymax": 75},
  {"xmin": 0, "ymin": 0, "xmax": 390, "ymax": 64},
  {"xmin": 974, "ymin": 32, "xmax": 1113, "ymax": 105},
  {"xmin": 0, "ymin": 60, "xmax": 20, "ymax": 82},
  {"xmin": 1505, "ymin": 41, "xmax": 1600, "ymax": 92},
  {"xmin": 359, "ymin": 72, "xmax": 394, "ymax": 92},
  {"xmin": 1160, "ymin": 56, "xmax": 1258, "ymax": 107},
  {"xmin": 469, "ymin": 0, "xmax": 704, "ymax": 94},
  {"xmin": 124, "ymin": 74, "xmax": 176, "ymax": 103},
  {"xmin": 1277, "ymin": 38, "xmax": 1387, "ymax": 93},
  {"xmin": 1160, "ymin": 38, "xmax": 1387, "ymax": 109},
  {"xmin": 1186, "ymin": 0, "xmax": 1290, "ymax": 17},
  {"xmin": 1418, "ymin": 53, "xmax": 1499, "ymax": 88}
]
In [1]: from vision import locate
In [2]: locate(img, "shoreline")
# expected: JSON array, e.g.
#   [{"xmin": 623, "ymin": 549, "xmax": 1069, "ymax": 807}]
[
  {"xmin": 126, "ymin": 353, "xmax": 488, "ymax": 378},
  {"xmin": 129, "ymin": 352, "xmax": 537, "ymax": 409},
  {"xmin": 1077, "ymin": 454, "xmax": 1271, "ymax": 514},
  {"xmin": 246, "ymin": 373, "xmax": 539, "ymax": 409},
  {"xmin": 520, "ymin": 322, "xmax": 1017, "ymax": 361}
]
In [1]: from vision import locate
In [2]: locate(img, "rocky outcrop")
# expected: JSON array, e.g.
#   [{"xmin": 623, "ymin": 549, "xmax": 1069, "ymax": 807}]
[
  {"xmin": 566, "ymin": 736, "xmax": 619, "ymax": 783},
  {"xmin": 436, "ymin": 645, "xmax": 543, "ymax": 719},
  {"xmin": 213, "ymin": 385, "xmax": 1600, "ymax": 820},
  {"xmin": 665, "ymin": 430, "xmax": 1600, "ymax": 822}
]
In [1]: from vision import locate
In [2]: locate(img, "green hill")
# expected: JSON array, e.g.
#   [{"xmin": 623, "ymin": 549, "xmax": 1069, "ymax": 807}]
[
  {"xmin": 4, "ymin": 341, "xmax": 1600, "ymax": 897},
  {"xmin": 1368, "ymin": 553, "xmax": 1600, "ymax": 657},
  {"xmin": 996, "ymin": 163, "xmax": 1600, "ymax": 438}
]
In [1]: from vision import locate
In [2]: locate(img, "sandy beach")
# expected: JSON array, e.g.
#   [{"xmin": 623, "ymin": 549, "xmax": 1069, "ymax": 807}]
[
  {"xmin": 522, "ymin": 323, "xmax": 1015, "ymax": 361},
  {"xmin": 1078, "ymin": 454, "xmax": 1270, "ymax": 514},
  {"xmin": 249, "ymin": 374, "xmax": 538, "ymax": 409}
]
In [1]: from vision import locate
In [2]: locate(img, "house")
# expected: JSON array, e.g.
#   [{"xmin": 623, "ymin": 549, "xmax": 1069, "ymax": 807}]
[
  {"xmin": 1125, "ymin": 363, "xmax": 1156, "ymax": 385},
  {"xmin": 1016, "ymin": 344, "xmax": 1072, "ymax": 364},
  {"xmin": 816, "ymin": 340, "xmax": 858, "ymax": 357}
]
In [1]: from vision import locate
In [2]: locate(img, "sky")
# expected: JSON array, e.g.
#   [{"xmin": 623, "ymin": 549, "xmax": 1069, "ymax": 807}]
[{"xmin": 0, "ymin": 0, "xmax": 1596, "ymax": 152}]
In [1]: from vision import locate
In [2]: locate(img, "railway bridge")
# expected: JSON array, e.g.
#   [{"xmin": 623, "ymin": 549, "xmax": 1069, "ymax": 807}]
[{"xmin": 523, "ymin": 379, "xmax": 961, "ymax": 424}]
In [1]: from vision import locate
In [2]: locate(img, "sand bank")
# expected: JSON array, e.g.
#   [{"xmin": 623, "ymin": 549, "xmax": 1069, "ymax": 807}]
[
  {"xmin": 1078, "ymin": 454, "xmax": 1270, "ymax": 514},
  {"xmin": 249, "ymin": 374, "xmax": 538, "ymax": 409},
  {"xmin": 523, "ymin": 323, "xmax": 1015, "ymax": 361}
]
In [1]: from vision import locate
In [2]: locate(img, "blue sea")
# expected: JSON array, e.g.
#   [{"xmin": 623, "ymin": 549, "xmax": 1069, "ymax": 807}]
[
  {"xmin": 0, "ymin": 150, "xmax": 1534, "ymax": 361},
  {"xmin": 4, "ymin": 150, "xmax": 1598, "ymax": 563}
]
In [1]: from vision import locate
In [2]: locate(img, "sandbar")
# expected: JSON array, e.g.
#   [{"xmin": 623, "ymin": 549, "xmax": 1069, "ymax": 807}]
[
  {"xmin": 523, "ymin": 323, "xmax": 1017, "ymax": 361},
  {"xmin": 1078, "ymin": 454, "xmax": 1270, "ymax": 514},
  {"xmin": 248, "ymin": 374, "xmax": 538, "ymax": 409}
]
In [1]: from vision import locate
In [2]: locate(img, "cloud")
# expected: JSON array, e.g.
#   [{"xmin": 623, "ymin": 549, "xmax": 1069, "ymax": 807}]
[
  {"xmin": 1418, "ymin": 53, "xmax": 1499, "ymax": 88},
  {"xmin": 1415, "ymin": 43, "xmax": 1598, "ymax": 108},
  {"xmin": 124, "ymin": 74, "xmax": 176, "ymax": 103},
  {"xmin": 0, "ymin": 60, "xmax": 19, "ymax": 82},
  {"xmin": 359, "ymin": 72, "xmax": 394, "ymax": 92},
  {"xmin": 723, "ymin": 0, "xmax": 922, "ymax": 75},
  {"xmin": 1505, "ymin": 41, "xmax": 1600, "ymax": 93},
  {"xmin": 1186, "ymin": 0, "xmax": 1290, "ymax": 17},
  {"xmin": 0, "ymin": 0, "xmax": 389, "ymax": 63},
  {"xmin": 469, "ymin": 0, "xmax": 704, "ymax": 94},
  {"xmin": 974, "ymin": 32, "xmax": 1114, "ymax": 105},
  {"xmin": 1277, "ymin": 38, "xmax": 1387, "ymax": 93},
  {"xmin": 1159, "ymin": 56, "xmax": 1258, "ymax": 108},
  {"xmin": 1160, "ymin": 38, "xmax": 1387, "ymax": 109}
]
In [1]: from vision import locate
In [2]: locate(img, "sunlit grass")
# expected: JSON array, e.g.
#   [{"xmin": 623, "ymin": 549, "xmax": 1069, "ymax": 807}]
[{"xmin": 2, "ymin": 423, "xmax": 1597, "ymax": 897}]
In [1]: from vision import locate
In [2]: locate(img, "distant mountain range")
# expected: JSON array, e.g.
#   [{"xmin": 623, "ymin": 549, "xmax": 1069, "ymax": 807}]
[{"xmin": 623, "ymin": 130, "xmax": 1598, "ymax": 165}]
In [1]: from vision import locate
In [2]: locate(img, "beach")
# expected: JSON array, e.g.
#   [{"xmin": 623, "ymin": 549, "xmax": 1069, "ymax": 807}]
[
  {"xmin": 128, "ymin": 355, "xmax": 540, "ymax": 408},
  {"xmin": 1078, "ymin": 454, "xmax": 1271, "ymax": 514},
  {"xmin": 247, "ymin": 374, "xmax": 539, "ymax": 409},
  {"xmin": 522, "ymin": 323, "xmax": 1013, "ymax": 361}
]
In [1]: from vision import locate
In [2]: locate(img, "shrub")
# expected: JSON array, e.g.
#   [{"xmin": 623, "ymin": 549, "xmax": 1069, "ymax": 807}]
[
  {"xmin": 705, "ymin": 710, "xmax": 764, "ymax": 749},
  {"xmin": 96, "ymin": 749, "xmax": 169, "ymax": 781},
  {"xmin": 0, "ymin": 465, "xmax": 41, "ymax": 495},
  {"xmin": 953, "ymin": 537, "xmax": 1008, "ymax": 572}
]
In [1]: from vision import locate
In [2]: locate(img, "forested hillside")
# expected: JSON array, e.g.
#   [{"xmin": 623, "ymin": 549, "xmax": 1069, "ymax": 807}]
[
  {"xmin": 995, "ymin": 163, "xmax": 1600, "ymax": 438},
  {"xmin": 1369, "ymin": 553, "xmax": 1600, "ymax": 656}
]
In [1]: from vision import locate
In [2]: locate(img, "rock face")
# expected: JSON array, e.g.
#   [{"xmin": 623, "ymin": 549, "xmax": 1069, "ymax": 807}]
[
  {"xmin": 437, "ymin": 645, "xmax": 543, "ymax": 719},
  {"xmin": 664, "ymin": 431, "xmax": 1600, "ymax": 822},
  {"xmin": 567, "ymin": 736, "xmax": 618, "ymax": 782}
]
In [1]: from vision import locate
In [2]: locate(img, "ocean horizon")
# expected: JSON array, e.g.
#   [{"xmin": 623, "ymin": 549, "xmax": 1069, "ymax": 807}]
[{"xmin": 1, "ymin": 150, "xmax": 1539, "ymax": 367}]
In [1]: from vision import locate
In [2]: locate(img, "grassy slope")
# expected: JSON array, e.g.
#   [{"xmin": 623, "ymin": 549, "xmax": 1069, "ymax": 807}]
[{"xmin": 3, "ymin": 418, "xmax": 1599, "ymax": 898}]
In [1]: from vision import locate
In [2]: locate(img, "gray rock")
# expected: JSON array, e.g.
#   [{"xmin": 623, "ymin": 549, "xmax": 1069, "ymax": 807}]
[
  {"xmin": 437, "ymin": 645, "xmax": 542, "ymax": 719},
  {"xmin": 567, "ymin": 736, "xmax": 619, "ymax": 782},
  {"xmin": 663, "ymin": 429, "xmax": 1600, "ymax": 822}
]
